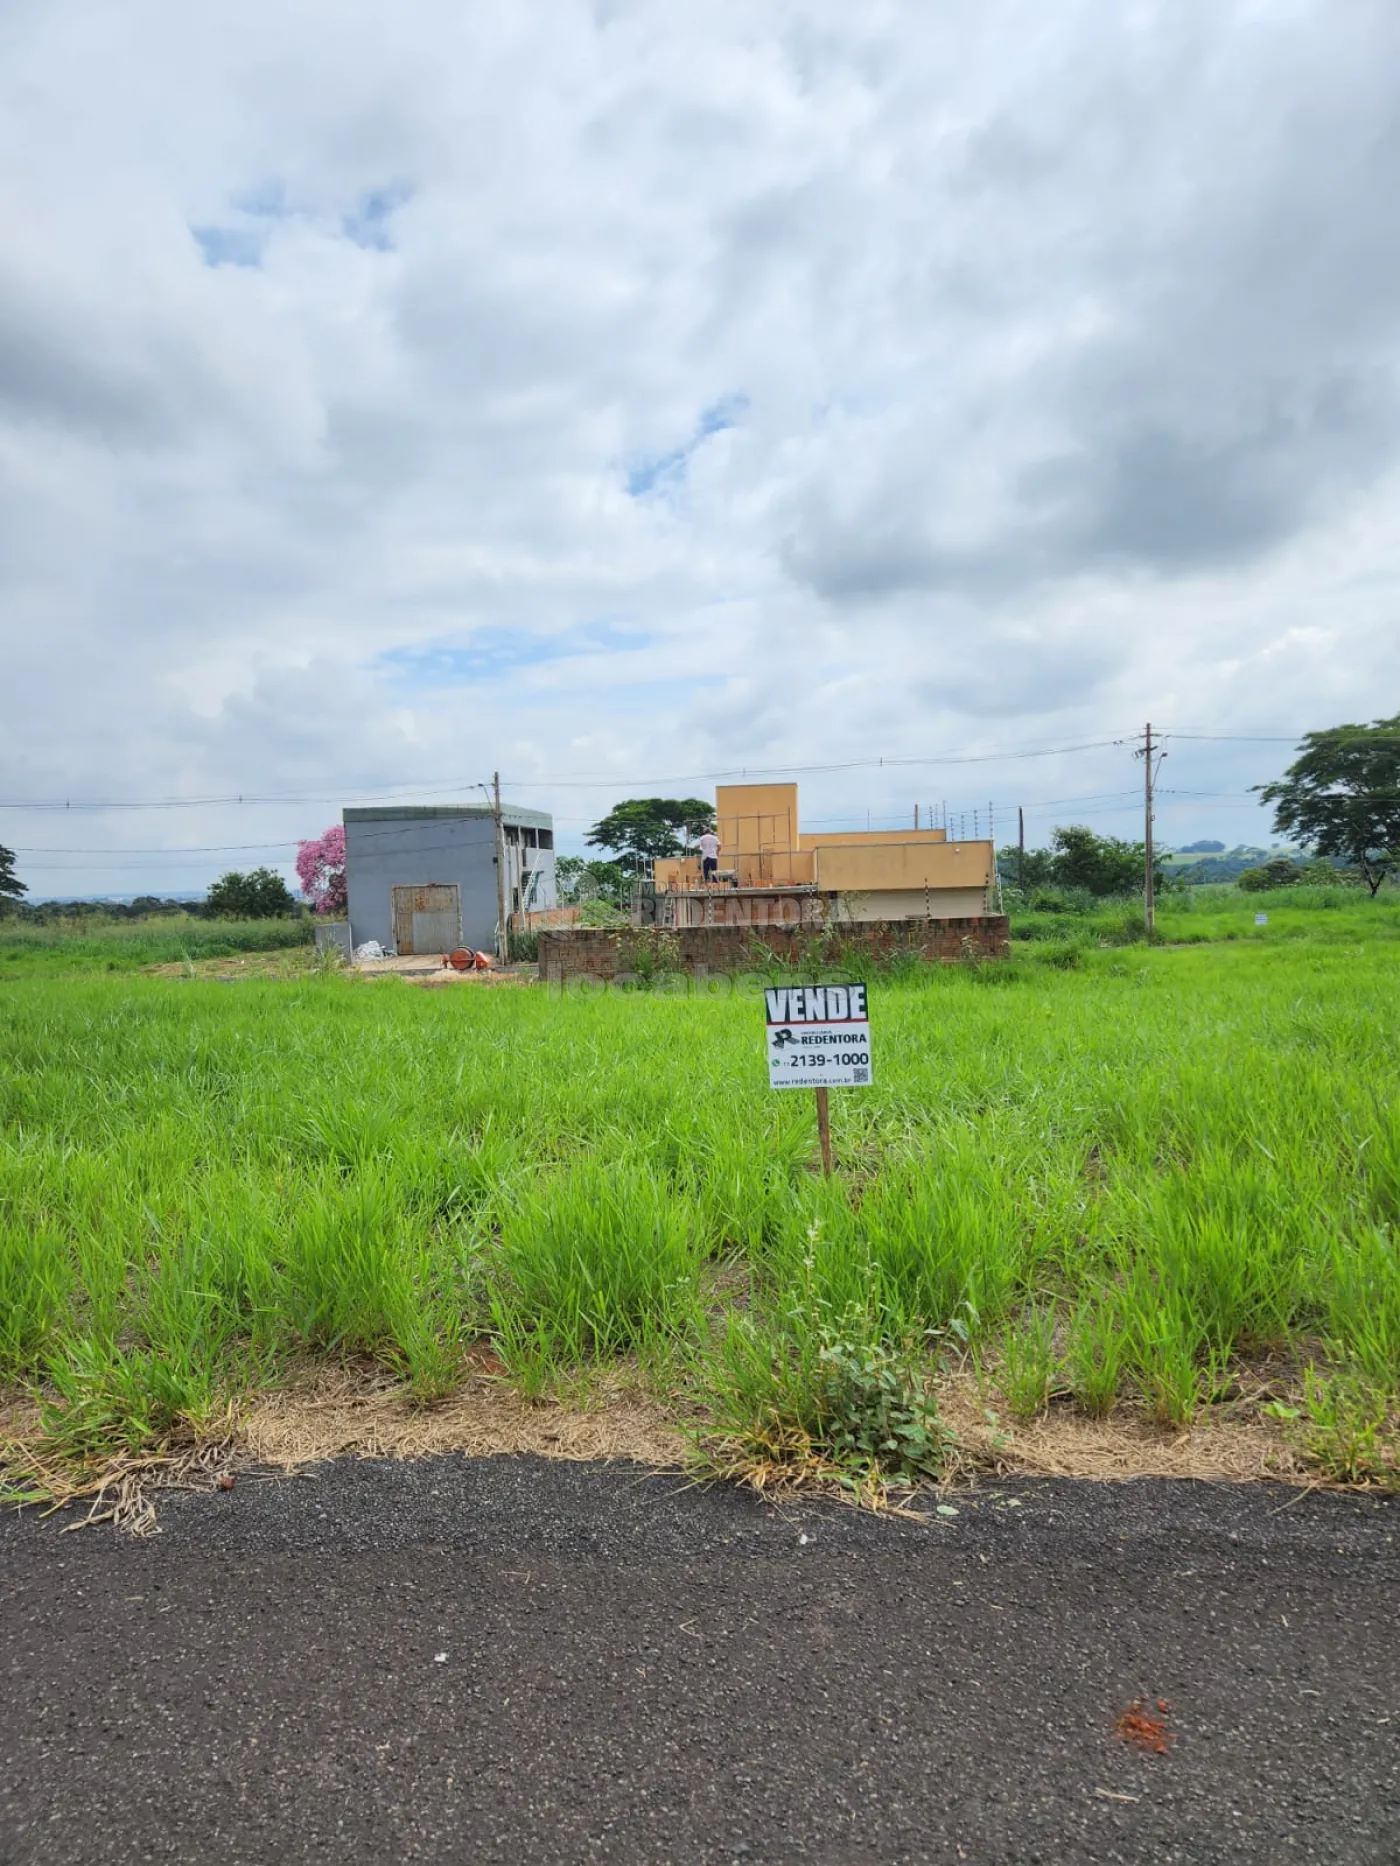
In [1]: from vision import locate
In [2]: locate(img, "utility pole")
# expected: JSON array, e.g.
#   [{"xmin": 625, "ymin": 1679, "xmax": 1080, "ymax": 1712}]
[
  {"xmin": 492, "ymin": 770, "xmax": 510, "ymax": 963},
  {"xmin": 1018, "ymin": 806, "xmax": 1025, "ymax": 892},
  {"xmin": 1135, "ymin": 725, "xmax": 1166, "ymax": 934},
  {"xmin": 1143, "ymin": 725, "xmax": 1155, "ymax": 935}
]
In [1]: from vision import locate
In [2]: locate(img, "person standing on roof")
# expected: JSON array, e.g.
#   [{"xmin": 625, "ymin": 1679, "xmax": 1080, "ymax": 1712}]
[{"xmin": 697, "ymin": 827, "xmax": 721, "ymax": 884}]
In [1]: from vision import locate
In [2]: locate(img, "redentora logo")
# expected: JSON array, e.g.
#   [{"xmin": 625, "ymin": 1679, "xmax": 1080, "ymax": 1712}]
[{"xmin": 763, "ymin": 984, "xmax": 868, "ymax": 1025}]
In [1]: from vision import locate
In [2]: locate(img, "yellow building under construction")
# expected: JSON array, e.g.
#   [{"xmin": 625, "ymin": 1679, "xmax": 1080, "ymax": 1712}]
[{"xmin": 650, "ymin": 783, "xmax": 997, "ymax": 928}]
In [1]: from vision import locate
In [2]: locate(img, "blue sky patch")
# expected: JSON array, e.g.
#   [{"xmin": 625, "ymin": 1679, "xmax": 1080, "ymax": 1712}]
[
  {"xmin": 233, "ymin": 181, "xmax": 291, "ymax": 219},
  {"xmin": 192, "ymin": 224, "xmax": 268, "ymax": 269},
  {"xmin": 344, "ymin": 183, "xmax": 415, "ymax": 251},
  {"xmin": 625, "ymin": 392, "xmax": 748, "ymax": 498},
  {"xmin": 193, "ymin": 180, "xmax": 412, "ymax": 269},
  {"xmin": 193, "ymin": 182, "xmax": 288, "ymax": 268},
  {"xmin": 379, "ymin": 621, "xmax": 650, "ymax": 686}
]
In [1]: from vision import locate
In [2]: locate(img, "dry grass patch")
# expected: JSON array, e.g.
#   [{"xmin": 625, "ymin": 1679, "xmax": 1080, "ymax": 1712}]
[
  {"xmin": 1, "ymin": 1361, "xmax": 683, "ymax": 1535},
  {"xmin": 1, "ymin": 1392, "xmax": 238, "ymax": 1537},
  {"xmin": 145, "ymin": 949, "xmax": 319, "ymax": 981},
  {"xmin": 936, "ymin": 1371, "xmax": 1308, "ymax": 1485},
  {"xmin": 239, "ymin": 1360, "xmax": 685, "ymax": 1470},
  {"xmin": 0, "ymin": 1349, "xmax": 1375, "ymax": 1539}
]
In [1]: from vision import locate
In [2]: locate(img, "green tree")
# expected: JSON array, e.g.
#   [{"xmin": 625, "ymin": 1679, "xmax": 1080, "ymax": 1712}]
[
  {"xmin": 1297, "ymin": 857, "xmax": 1358, "ymax": 885},
  {"xmin": 556, "ymin": 855, "xmax": 629, "ymax": 905},
  {"xmin": 1048, "ymin": 825, "xmax": 1163, "ymax": 897},
  {"xmin": 586, "ymin": 797, "xmax": 715, "ymax": 874},
  {"xmin": 205, "ymin": 868, "xmax": 297, "ymax": 918},
  {"xmin": 1257, "ymin": 716, "xmax": 1400, "ymax": 896},
  {"xmin": 1237, "ymin": 858, "xmax": 1299, "ymax": 893},
  {"xmin": 0, "ymin": 843, "xmax": 26, "ymax": 915},
  {"xmin": 995, "ymin": 844, "xmax": 1055, "ymax": 890}
]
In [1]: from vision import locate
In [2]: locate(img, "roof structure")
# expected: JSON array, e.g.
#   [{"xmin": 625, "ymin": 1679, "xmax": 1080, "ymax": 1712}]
[{"xmin": 343, "ymin": 803, "xmax": 552, "ymax": 829}]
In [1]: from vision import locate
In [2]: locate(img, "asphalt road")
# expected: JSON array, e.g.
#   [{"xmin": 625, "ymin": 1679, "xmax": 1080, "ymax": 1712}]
[{"xmin": 2, "ymin": 1458, "xmax": 1397, "ymax": 1865}]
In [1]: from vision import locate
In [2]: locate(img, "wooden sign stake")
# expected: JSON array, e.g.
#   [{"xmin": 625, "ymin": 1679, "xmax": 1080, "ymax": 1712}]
[{"xmin": 815, "ymin": 1085, "xmax": 833, "ymax": 1176}]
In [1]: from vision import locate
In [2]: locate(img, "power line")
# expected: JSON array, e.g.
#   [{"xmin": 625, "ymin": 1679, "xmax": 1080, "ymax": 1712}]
[
  {"xmin": 9, "ymin": 841, "xmax": 306, "ymax": 856},
  {"xmin": 13, "ymin": 783, "xmax": 1299, "ymax": 869},
  {"xmin": 0, "ymin": 781, "xmax": 483, "ymax": 813},
  {"xmin": 30, "ymin": 722, "xmax": 1386, "ymax": 878},
  {"xmin": 7, "ymin": 787, "xmax": 1162, "ymax": 856},
  {"xmin": 1161, "ymin": 728, "xmax": 1400, "ymax": 744},
  {"xmin": 505, "ymin": 740, "xmax": 1130, "ymax": 789},
  {"xmin": 1160, "ymin": 787, "xmax": 1400, "ymax": 801},
  {"xmin": 8, "ymin": 721, "xmax": 1399, "ymax": 816},
  {"xmin": 0, "ymin": 736, "xmax": 1135, "ymax": 812}
]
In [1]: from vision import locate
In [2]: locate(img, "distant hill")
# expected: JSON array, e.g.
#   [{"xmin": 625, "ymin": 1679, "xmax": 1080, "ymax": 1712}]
[
  {"xmin": 31, "ymin": 891, "xmax": 209, "ymax": 906},
  {"xmin": 1164, "ymin": 844, "xmax": 1325, "ymax": 885}
]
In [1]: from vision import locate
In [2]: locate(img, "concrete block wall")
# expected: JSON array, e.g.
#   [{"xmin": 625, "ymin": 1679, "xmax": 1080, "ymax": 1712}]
[
  {"xmin": 538, "ymin": 916, "xmax": 1011, "ymax": 983},
  {"xmin": 344, "ymin": 805, "xmax": 556, "ymax": 954},
  {"xmin": 345, "ymin": 812, "xmax": 498, "ymax": 954}
]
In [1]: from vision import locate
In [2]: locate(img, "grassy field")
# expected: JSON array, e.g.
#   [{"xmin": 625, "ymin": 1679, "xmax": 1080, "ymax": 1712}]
[
  {"xmin": 0, "ymin": 915, "xmax": 312, "ymax": 977},
  {"xmin": 3, "ymin": 897, "xmax": 1400, "ymax": 1494},
  {"xmin": 1008, "ymin": 880, "xmax": 1399, "ymax": 949}
]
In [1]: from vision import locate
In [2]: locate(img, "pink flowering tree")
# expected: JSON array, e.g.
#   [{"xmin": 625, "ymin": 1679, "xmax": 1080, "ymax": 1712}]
[{"xmin": 296, "ymin": 825, "xmax": 348, "ymax": 916}]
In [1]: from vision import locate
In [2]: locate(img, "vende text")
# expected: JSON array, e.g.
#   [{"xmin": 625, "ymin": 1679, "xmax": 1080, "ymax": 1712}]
[{"xmin": 764, "ymin": 984, "xmax": 868, "ymax": 1024}]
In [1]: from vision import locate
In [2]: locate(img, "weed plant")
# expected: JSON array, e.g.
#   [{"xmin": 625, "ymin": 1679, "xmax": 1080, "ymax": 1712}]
[
  {"xmin": 1008, "ymin": 881, "xmax": 1399, "ymax": 950},
  {"xmin": 3, "ymin": 916, "xmax": 1400, "ymax": 1484},
  {"xmin": 695, "ymin": 1242, "xmax": 948, "ymax": 1492},
  {"xmin": 0, "ymin": 915, "xmax": 310, "ymax": 976}
]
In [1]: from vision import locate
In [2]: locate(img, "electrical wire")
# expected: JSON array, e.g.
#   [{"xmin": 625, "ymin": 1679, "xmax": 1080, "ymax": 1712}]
[
  {"xmin": 21, "ymin": 722, "xmax": 1393, "ymax": 879},
  {"xmin": 6, "ymin": 786, "xmax": 1158, "ymax": 857},
  {"xmin": 9, "ymin": 722, "xmax": 1398, "ymax": 815},
  {"xmin": 0, "ymin": 735, "xmax": 1138, "ymax": 812}
]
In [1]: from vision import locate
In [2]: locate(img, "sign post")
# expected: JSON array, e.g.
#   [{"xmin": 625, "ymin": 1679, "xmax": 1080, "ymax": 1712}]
[
  {"xmin": 814, "ymin": 1086, "xmax": 833, "ymax": 1175},
  {"xmin": 765, "ymin": 982, "xmax": 874, "ymax": 1174}
]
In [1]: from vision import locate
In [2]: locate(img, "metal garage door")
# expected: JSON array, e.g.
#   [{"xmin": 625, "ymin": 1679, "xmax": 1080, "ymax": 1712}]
[{"xmin": 390, "ymin": 884, "xmax": 462, "ymax": 956}]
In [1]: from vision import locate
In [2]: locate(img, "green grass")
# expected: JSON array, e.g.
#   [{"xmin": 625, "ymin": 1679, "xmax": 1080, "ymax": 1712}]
[
  {"xmin": 0, "ymin": 914, "xmax": 312, "ymax": 976},
  {"xmin": 1008, "ymin": 880, "xmax": 1399, "ymax": 950},
  {"xmin": 4, "ymin": 914, "xmax": 1400, "ymax": 1486}
]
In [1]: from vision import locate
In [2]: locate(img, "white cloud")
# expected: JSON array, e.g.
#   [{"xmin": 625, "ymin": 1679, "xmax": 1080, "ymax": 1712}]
[{"xmin": 3, "ymin": 0, "xmax": 1400, "ymax": 892}]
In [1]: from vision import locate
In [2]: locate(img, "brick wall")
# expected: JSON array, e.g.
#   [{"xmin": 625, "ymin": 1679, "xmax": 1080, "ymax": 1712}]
[{"xmin": 537, "ymin": 916, "xmax": 1010, "ymax": 983}]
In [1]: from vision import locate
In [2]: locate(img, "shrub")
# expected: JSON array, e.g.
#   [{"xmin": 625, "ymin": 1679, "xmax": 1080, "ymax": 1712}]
[
  {"xmin": 698, "ymin": 1230, "xmax": 950, "ymax": 1494},
  {"xmin": 701, "ymin": 1301, "xmax": 947, "ymax": 1492},
  {"xmin": 1238, "ymin": 859, "xmax": 1300, "ymax": 893},
  {"xmin": 206, "ymin": 869, "xmax": 298, "ymax": 919}
]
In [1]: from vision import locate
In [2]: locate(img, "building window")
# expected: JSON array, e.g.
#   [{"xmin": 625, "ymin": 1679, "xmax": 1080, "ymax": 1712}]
[{"xmin": 537, "ymin": 829, "xmax": 554, "ymax": 850}]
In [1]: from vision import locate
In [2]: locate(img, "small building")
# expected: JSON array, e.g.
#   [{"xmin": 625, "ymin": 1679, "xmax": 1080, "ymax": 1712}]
[
  {"xmin": 649, "ymin": 782, "xmax": 996, "ymax": 927},
  {"xmin": 343, "ymin": 803, "xmax": 555, "ymax": 955}
]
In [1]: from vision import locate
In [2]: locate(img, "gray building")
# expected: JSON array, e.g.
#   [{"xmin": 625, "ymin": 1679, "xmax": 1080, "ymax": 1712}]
[{"xmin": 343, "ymin": 803, "xmax": 555, "ymax": 955}]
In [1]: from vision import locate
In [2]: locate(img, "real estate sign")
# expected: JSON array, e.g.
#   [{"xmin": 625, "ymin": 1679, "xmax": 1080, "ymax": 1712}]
[{"xmin": 764, "ymin": 983, "xmax": 873, "ymax": 1089}]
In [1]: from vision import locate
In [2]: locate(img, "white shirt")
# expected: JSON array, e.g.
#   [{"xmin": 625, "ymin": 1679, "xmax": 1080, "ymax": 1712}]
[{"xmin": 698, "ymin": 833, "xmax": 720, "ymax": 860}]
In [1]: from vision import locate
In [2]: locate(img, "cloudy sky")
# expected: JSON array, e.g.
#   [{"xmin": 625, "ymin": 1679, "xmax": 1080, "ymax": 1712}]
[{"xmin": 3, "ymin": 0, "xmax": 1399, "ymax": 896}]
